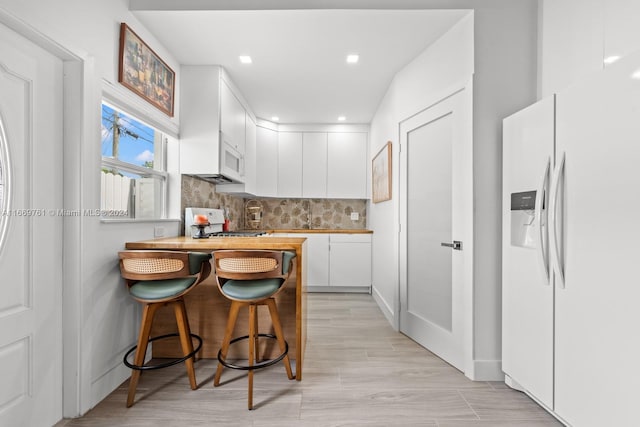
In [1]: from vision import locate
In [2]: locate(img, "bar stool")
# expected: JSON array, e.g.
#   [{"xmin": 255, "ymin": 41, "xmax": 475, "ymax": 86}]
[
  {"xmin": 118, "ymin": 250, "xmax": 212, "ymax": 407},
  {"xmin": 212, "ymin": 250, "xmax": 296, "ymax": 409}
]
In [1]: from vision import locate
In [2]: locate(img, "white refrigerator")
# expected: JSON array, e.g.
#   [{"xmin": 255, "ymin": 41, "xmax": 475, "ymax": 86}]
[{"xmin": 502, "ymin": 52, "xmax": 640, "ymax": 426}]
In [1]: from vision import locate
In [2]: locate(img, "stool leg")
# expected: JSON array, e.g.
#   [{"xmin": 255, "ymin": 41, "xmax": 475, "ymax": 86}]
[
  {"xmin": 253, "ymin": 306, "xmax": 260, "ymax": 363},
  {"xmin": 266, "ymin": 298, "xmax": 294, "ymax": 380},
  {"xmin": 214, "ymin": 300, "xmax": 241, "ymax": 387},
  {"xmin": 248, "ymin": 304, "xmax": 256, "ymax": 410},
  {"xmin": 127, "ymin": 303, "xmax": 159, "ymax": 407},
  {"xmin": 174, "ymin": 298, "xmax": 197, "ymax": 390}
]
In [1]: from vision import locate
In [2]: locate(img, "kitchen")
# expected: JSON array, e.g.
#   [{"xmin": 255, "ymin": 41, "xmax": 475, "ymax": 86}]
[{"xmin": 0, "ymin": 1, "xmax": 638, "ymax": 426}]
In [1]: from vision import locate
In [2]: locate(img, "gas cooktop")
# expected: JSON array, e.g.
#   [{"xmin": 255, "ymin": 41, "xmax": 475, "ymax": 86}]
[{"xmin": 209, "ymin": 231, "xmax": 267, "ymax": 237}]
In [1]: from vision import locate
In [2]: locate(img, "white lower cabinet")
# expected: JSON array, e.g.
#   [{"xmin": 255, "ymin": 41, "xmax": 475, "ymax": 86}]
[
  {"xmin": 329, "ymin": 233, "xmax": 371, "ymax": 290},
  {"xmin": 303, "ymin": 234, "xmax": 329, "ymax": 288},
  {"xmin": 276, "ymin": 233, "xmax": 371, "ymax": 292}
]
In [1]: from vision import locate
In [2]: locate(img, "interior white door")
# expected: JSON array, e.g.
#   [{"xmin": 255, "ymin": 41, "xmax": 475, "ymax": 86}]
[
  {"xmin": 399, "ymin": 90, "xmax": 469, "ymax": 371},
  {"xmin": 0, "ymin": 23, "xmax": 63, "ymax": 427}
]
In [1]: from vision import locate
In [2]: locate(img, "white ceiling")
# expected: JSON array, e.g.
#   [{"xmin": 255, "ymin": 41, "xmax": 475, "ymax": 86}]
[{"xmin": 132, "ymin": 8, "xmax": 468, "ymax": 124}]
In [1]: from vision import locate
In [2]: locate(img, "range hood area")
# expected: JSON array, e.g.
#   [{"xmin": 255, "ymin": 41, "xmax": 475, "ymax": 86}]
[{"xmin": 192, "ymin": 173, "xmax": 238, "ymax": 185}]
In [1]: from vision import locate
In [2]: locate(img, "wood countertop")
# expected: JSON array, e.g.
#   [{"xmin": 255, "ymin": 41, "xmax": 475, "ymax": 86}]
[{"xmin": 125, "ymin": 235, "xmax": 307, "ymax": 250}]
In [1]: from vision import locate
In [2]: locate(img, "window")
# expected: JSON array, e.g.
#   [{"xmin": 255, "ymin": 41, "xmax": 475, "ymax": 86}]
[{"xmin": 100, "ymin": 102, "xmax": 167, "ymax": 219}]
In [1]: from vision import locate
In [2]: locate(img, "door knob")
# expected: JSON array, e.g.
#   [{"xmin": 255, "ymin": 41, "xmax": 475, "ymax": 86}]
[{"xmin": 441, "ymin": 240, "xmax": 462, "ymax": 250}]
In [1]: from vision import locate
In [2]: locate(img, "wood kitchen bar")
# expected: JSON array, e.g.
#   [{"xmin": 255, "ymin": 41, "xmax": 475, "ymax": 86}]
[{"xmin": 124, "ymin": 235, "xmax": 308, "ymax": 380}]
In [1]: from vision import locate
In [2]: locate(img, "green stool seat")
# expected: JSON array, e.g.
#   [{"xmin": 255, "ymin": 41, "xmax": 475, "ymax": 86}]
[
  {"xmin": 220, "ymin": 278, "xmax": 283, "ymax": 300},
  {"xmin": 129, "ymin": 277, "xmax": 197, "ymax": 300}
]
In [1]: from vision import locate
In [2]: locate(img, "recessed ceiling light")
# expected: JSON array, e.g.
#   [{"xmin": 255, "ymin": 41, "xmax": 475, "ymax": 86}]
[
  {"xmin": 338, "ymin": 116, "xmax": 346, "ymax": 121},
  {"xmin": 271, "ymin": 116, "xmax": 280, "ymax": 121},
  {"xmin": 604, "ymin": 55, "xmax": 621, "ymax": 65},
  {"xmin": 346, "ymin": 54, "xmax": 359, "ymax": 64},
  {"xmin": 239, "ymin": 55, "xmax": 252, "ymax": 64},
  {"xmin": 631, "ymin": 69, "xmax": 640, "ymax": 80}
]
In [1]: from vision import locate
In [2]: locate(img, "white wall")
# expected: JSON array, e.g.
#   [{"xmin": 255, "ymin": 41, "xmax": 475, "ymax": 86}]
[
  {"xmin": 0, "ymin": 0, "xmax": 182, "ymax": 416},
  {"xmin": 369, "ymin": 12, "xmax": 474, "ymax": 325},
  {"xmin": 369, "ymin": 0, "xmax": 538, "ymax": 380}
]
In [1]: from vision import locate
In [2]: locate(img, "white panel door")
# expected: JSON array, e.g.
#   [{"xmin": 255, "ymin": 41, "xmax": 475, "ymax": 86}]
[
  {"xmin": 399, "ymin": 90, "xmax": 470, "ymax": 371},
  {"xmin": 327, "ymin": 133, "xmax": 367, "ymax": 199},
  {"xmin": 502, "ymin": 97, "xmax": 555, "ymax": 409},
  {"xmin": 0, "ymin": 23, "xmax": 63, "ymax": 427},
  {"xmin": 302, "ymin": 132, "xmax": 327, "ymax": 198},
  {"xmin": 277, "ymin": 132, "xmax": 303, "ymax": 197},
  {"xmin": 553, "ymin": 51, "xmax": 640, "ymax": 427}
]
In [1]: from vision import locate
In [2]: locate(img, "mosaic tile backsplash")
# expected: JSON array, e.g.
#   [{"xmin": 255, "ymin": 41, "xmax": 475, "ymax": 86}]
[{"xmin": 181, "ymin": 175, "xmax": 367, "ymax": 234}]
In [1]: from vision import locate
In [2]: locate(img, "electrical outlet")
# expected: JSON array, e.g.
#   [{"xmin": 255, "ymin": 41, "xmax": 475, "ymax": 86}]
[
  {"xmin": 154, "ymin": 226, "xmax": 165, "ymax": 237},
  {"xmin": 350, "ymin": 212, "xmax": 359, "ymax": 221}
]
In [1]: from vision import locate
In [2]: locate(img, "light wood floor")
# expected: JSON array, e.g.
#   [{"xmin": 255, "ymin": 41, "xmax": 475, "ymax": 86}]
[{"xmin": 55, "ymin": 293, "xmax": 562, "ymax": 426}]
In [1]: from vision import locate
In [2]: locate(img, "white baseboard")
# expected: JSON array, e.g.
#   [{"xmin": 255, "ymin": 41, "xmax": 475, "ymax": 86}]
[
  {"xmin": 307, "ymin": 286, "xmax": 370, "ymax": 293},
  {"xmin": 89, "ymin": 361, "xmax": 130, "ymax": 414},
  {"xmin": 467, "ymin": 359, "xmax": 504, "ymax": 381},
  {"xmin": 372, "ymin": 286, "xmax": 397, "ymax": 330},
  {"xmin": 504, "ymin": 374, "xmax": 525, "ymax": 391}
]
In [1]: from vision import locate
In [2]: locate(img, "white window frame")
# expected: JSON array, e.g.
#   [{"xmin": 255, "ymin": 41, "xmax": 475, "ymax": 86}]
[{"xmin": 100, "ymin": 101, "xmax": 168, "ymax": 220}]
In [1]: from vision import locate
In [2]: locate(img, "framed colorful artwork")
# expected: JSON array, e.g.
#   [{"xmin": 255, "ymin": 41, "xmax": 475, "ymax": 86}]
[{"xmin": 118, "ymin": 23, "xmax": 175, "ymax": 117}]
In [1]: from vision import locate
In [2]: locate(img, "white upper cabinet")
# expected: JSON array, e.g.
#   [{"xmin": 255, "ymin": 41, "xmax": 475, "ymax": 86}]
[
  {"xmin": 220, "ymin": 78, "xmax": 246, "ymax": 155},
  {"xmin": 179, "ymin": 66, "xmax": 222, "ymax": 175},
  {"xmin": 180, "ymin": 66, "xmax": 253, "ymax": 184},
  {"xmin": 327, "ymin": 132, "xmax": 368, "ymax": 199},
  {"xmin": 243, "ymin": 113, "xmax": 257, "ymax": 195},
  {"xmin": 302, "ymin": 132, "xmax": 328, "ymax": 198},
  {"xmin": 255, "ymin": 125, "xmax": 278, "ymax": 197},
  {"xmin": 277, "ymin": 132, "xmax": 303, "ymax": 198}
]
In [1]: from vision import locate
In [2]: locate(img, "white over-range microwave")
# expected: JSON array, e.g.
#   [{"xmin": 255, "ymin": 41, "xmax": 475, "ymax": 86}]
[{"xmin": 219, "ymin": 132, "xmax": 244, "ymax": 183}]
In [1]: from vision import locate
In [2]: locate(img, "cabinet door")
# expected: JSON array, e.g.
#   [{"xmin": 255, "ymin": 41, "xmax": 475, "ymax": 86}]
[
  {"xmin": 277, "ymin": 132, "xmax": 303, "ymax": 198},
  {"xmin": 179, "ymin": 66, "xmax": 221, "ymax": 174},
  {"xmin": 220, "ymin": 80, "xmax": 246, "ymax": 154},
  {"xmin": 255, "ymin": 126, "xmax": 278, "ymax": 197},
  {"xmin": 243, "ymin": 114, "xmax": 257, "ymax": 195},
  {"xmin": 302, "ymin": 132, "xmax": 328, "ymax": 198},
  {"xmin": 329, "ymin": 234, "xmax": 371, "ymax": 288},
  {"xmin": 327, "ymin": 133, "xmax": 367, "ymax": 198},
  {"xmin": 301, "ymin": 234, "xmax": 329, "ymax": 288}
]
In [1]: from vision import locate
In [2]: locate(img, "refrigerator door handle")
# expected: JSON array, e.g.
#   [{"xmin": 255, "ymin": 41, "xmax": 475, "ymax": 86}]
[
  {"xmin": 535, "ymin": 157, "xmax": 551, "ymax": 284},
  {"xmin": 549, "ymin": 152, "xmax": 566, "ymax": 289}
]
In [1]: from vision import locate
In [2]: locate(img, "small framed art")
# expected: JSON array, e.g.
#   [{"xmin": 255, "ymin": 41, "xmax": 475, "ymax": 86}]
[{"xmin": 372, "ymin": 141, "xmax": 392, "ymax": 203}]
